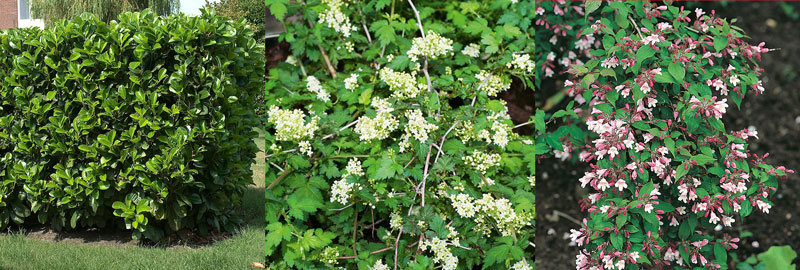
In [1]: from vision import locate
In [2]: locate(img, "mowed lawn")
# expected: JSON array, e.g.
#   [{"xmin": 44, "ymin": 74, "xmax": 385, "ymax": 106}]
[{"xmin": 0, "ymin": 128, "xmax": 266, "ymax": 270}]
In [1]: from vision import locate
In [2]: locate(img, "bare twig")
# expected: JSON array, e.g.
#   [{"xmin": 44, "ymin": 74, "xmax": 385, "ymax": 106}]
[
  {"xmin": 317, "ymin": 44, "xmax": 338, "ymax": 78},
  {"xmin": 393, "ymin": 227, "xmax": 404, "ymax": 270},
  {"xmin": 628, "ymin": 15, "xmax": 644, "ymax": 39},
  {"xmin": 420, "ymin": 143, "xmax": 434, "ymax": 207},
  {"xmin": 336, "ymin": 246, "xmax": 394, "ymax": 259},
  {"xmin": 514, "ymin": 120, "xmax": 534, "ymax": 129}
]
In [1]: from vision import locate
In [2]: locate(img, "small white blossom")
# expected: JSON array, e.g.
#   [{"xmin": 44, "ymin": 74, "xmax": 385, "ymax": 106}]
[
  {"xmin": 463, "ymin": 150, "xmax": 501, "ymax": 175},
  {"xmin": 462, "ymin": 43, "xmax": 480, "ymax": 58},
  {"xmin": 344, "ymin": 73, "xmax": 359, "ymax": 91},
  {"xmin": 343, "ymin": 158, "xmax": 364, "ymax": 178},
  {"xmin": 475, "ymin": 70, "xmax": 511, "ymax": 97},
  {"xmin": 354, "ymin": 97, "xmax": 400, "ymax": 141},
  {"xmin": 318, "ymin": 0, "xmax": 356, "ymax": 37},
  {"xmin": 330, "ymin": 179, "xmax": 354, "ymax": 204},
  {"xmin": 380, "ymin": 67, "xmax": 421, "ymax": 99},
  {"xmin": 267, "ymin": 106, "xmax": 320, "ymax": 141},
  {"xmin": 511, "ymin": 260, "xmax": 532, "ymax": 270},
  {"xmin": 407, "ymin": 30, "xmax": 454, "ymax": 62},
  {"xmin": 507, "ymin": 52, "xmax": 534, "ymax": 73},
  {"xmin": 306, "ymin": 76, "xmax": 330, "ymax": 102},
  {"xmin": 371, "ymin": 259, "xmax": 389, "ymax": 270}
]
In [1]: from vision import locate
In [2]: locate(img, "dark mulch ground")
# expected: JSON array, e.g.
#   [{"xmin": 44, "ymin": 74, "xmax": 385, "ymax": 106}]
[{"xmin": 535, "ymin": 2, "xmax": 800, "ymax": 269}]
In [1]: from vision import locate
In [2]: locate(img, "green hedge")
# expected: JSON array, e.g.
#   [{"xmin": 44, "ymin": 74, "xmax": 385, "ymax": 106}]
[{"xmin": 0, "ymin": 9, "xmax": 264, "ymax": 240}]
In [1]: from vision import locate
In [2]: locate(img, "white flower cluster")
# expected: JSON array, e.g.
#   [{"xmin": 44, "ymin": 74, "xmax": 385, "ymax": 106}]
[
  {"xmin": 371, "ymin": 259, "xmax": 389, "ymax": 270},
  {"xmin": 267, "ymin": 105, "xmax": 320, "ymax": 141},
  {"xmin": 298, "ymin": 140, "xmax": 313, "ymax": 156},
  {"xmin": 475, "ymin": 70, "xmax": 511, "ymax": 97},
  {"xmin": 463, "ymin": 150, "xmax": 501, "ymax": 175},
  {"xmin": 507, "ymin": 53, "xmax": 534, "ymax": 73},
  {"xmin": 404, "ymin": 109, "xmax": 437, "ymax": 143},
  {"xmin": 461, "ymin": 43, "xmax": 480, "ymax": 58},
  {"xmin": 407, "ymin": 30, "xmax": 454, "ymax": 62},
  {"xmin": 330, "ymin": 179, "xmax": 354, "ymax": 205},
  {"xmin": 476, "ymin": 194, "xmax": 531, "ymax": 236},
  {"xmin": 487, "ymin": 110, "xmax": 514, "ymax": 148},
  {"xmin": 379, "ymin": 67, "xmax": 422, "ymax": 99},
  {"xmin": 449, "ymin": 192, "xmax": 530, "ymax": 236},
  {"xmin": 451, "ymin": 193, "xmax": 478, "ymax": 218},
  {"xmin": 512, "ymin": 260, "xmax": 532, "ymax": 270},
  {"xmin": 399, "ymin": 109, "xmax": 438, "ymax": 152},
  {"xmin": 318, "ymin": 0, "xmax": 356, "ymax": 37},
  {"xmin": 420, "ymin": 237, "xmax": 458, "ymax": 270},
  {"xmin": 344, "ymin": 73, "xmax": 358, "ymax": 91},
  {"xmin": 343, "ymin": 158, "xmax": 364, "ymax": 178},
  {"xmin": 306, "ymin": 76, "xmax": 331, "ymax": 102},
  {"xmin": 389, "ymin": 212, "xmax": 402, "ymax": 230},
  {"xmin": 354, "ymin": 97, "xmax": 400, "ymax": 141}
]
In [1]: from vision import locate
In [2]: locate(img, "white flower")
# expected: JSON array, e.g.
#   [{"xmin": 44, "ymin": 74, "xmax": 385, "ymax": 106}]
[
  {"xmin": 475, "ymin": 70, "xmax": 511, "ymax": 97},
  {"xmin": 267, "ymin": 106, "xmax": 320, "ymax": 141},
  {"xmin": 372, "ymin": 259, "xmax": 389, "ymax": 270},
  {"xmin": 451, "ymin": 193, "xmax": 478, "ymax": 218},
  {"xmin": 343, "ymin": 158, "xmax": 364, "ymax": 178},
  {"xmin": 404, "ymin": 109, "xmax": 438, "ymax": 143},
  {"xmin": 318, "ymin": 0, "xmax": 356, "ymax": 37},
  {"xmin": 330, "ymin": 179, "xmax": 354, "ymax": 204},
  {"xmin": 306, "ymin": 76, "xmax": 331, "ymax": 102},
  {"xmin": 507, "ymin": 52, "xmax": 534, "ymax": 72},
  {"xmin": 463, "ymin": 150, "xmax": 501, "ymax": 175},
  {"xmin": 354, "ymin": 98, "xmax": 400, "ymax": 141},
  {"xmin": 298, "ymin": 140, "xmax": 313, "ymax": 156},
  {"xmin": 615, "ymin": 179, "xmax": 628, "ymax": 191},
  {"xmin": 380, "ymin": 67, "xmax": 422, "ymax": 99},
  {"xmin": 461, "ymin": 43, "xmax": 480, "ymax": 58},
  {"xmin": 344, "ymin": 73, "xmax": 359, "ymax": 91},
  {"xmin": 407, "ymin": 30, "xmax": 453, "ymax": 62},
  {"xmin": 421, "ymin": 237, "xmax": 458, "ymax": 270},
  {"xmin": 511, "ymin": 260, "xmax": 532, "ymax": 270}
]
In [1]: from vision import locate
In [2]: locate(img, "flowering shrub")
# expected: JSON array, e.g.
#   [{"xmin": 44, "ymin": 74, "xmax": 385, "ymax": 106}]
[
  {"xmin": 266, "ymin": 0, "xmax": 534, "ymax": 269},
  {"xmin": 533, "ymin": 0, "xmax": 593, "ymax": 89},
  {"xmin": 534, "ymin": 1, "xmax": 793, "ymax": 269}
]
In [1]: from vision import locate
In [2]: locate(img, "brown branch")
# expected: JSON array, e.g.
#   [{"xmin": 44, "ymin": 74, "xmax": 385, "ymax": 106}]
[
  {"xmin": 266, "ymin": 168, "xmax": 293, "ymax": 190},
  {"xmin": 336, "ymin": 246, "xmax": 394, "ymax": 260},
  {"xmin": 317, "ymin": 44, "xmax": 338, "ymax": 78}
]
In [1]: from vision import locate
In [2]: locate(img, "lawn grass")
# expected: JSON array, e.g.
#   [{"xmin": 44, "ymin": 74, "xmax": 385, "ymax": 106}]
[{"xmin": 0, "ymin": 128, "xmax": 266, "ymax": 270}]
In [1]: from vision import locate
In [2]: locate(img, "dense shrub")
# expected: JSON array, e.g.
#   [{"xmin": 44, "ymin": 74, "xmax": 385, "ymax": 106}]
[
  {"xmin": 0, "ymin": 9, "xmax": 264, "ymax": 241},
  {"xmin": 265, "ymin": 0, "xmax": 534, "ymax": 269},
  {"xmin": 534, "ymin": 1, "xmax": 793, "ymax": 269}
]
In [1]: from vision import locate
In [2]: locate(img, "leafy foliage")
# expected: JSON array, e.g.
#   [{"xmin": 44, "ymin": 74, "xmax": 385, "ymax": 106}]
[
  {"xmin": 0, "ymin": 9, "xmax": 264, "ymax": 241},
  {"xmin": 536, "ymin": 1, "xmax": 793, "ymax": 269},
  {"xmin": 266, "ymin": 0, "xmax": 534, "ymax": 269}
]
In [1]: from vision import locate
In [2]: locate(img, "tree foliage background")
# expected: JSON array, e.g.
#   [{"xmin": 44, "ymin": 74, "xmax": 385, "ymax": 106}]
[
  {"xmin": 29, "ymin": 0, "xmax": 180, "ymax": 25},
  {"xmin": 204, "ymin": 0, "xmax": 266, "ymax": 40}
]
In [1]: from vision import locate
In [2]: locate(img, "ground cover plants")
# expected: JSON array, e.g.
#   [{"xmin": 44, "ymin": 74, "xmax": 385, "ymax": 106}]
[
  {"xmin": 0, "ymin": 9, "xmax": 264, "ymax": 241},
  {"xmin": 265, "ymin": 0, "xmax": 534, "ymax": 269},
  {"xmin": 534, "ymin": 1, "xmax": 794, "ymax": 269}
]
